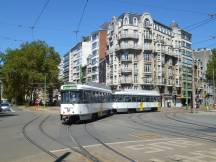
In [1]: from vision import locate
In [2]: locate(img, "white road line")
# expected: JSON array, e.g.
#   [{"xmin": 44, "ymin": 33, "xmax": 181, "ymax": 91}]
[
  {"xmin": 82, "ymin": 137, "xmax": 187, "ymax": 148},
  {"xmin": 50, "ymin": 148, "xmax": 70, "ymax": 153}
]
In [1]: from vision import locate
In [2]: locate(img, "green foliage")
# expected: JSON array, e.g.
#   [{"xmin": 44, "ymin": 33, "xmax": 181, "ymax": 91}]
[
  {"xmin": 1, "ymin": 41, "xmax": 60, "ymax": 104},
  {"xmin": 206, "ymin": 49, "xmax": 216, "ymax": 83}
]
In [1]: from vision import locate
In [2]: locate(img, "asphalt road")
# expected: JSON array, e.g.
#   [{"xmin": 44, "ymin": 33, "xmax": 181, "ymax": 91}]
[{"xmin": 0, "ymin": 108, "xmax": 216, "ymax": 162}]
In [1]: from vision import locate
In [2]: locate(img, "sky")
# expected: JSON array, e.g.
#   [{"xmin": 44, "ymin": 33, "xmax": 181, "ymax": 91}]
[{"xmin": 0, "ymin": 0, "xmax": 216, "ymax": 56}]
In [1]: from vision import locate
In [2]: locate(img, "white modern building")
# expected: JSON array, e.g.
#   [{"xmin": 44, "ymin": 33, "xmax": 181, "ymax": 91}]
[
  {"xmin": 63, "ymin": 37, "xmax": 91, "ymax": 83},
  {"xmin": 63, "ymin": 30, "xmax": 107, "ymax": 84},
  {"xmin": 106, "ymin": 12, "xmax": 192, "ymax": 107}
]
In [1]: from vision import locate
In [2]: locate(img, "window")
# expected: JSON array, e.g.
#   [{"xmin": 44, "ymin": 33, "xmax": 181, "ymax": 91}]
[
  {"xmin": 134, "ymin": 30, "xmax": 138, "ymax": 37},
  {"xmin": 134, "ymin": 63, "xmax": 137, "ymax": 69},
  {"xmin": 92, "ymin": 58, "xmax": 97, "ymax": 65},
  {"xmin": 144, "ymin": 18, "xmax": 150, "ymax": 27},
  {"xmin": 61, "ymin": 90, "xmax": 82, "ymax": 104},
  {"xmin": 144, "ymin": 64, "xmax": 151, "ymax": 72},
  {"xmin": 92, "ymin": 42, "xmax": 97, "ymax": 49},
  {"xmin": 123, "ymin": 16, "xmax": 129, "ymax": 25},
  {"xmin": 144, "ymin": 53, "xmax": 151, "ymax": 61},
  {"xmin": 92, "ymin": 50, "xmax": 97, "ymax": 57},
  {"xmin": 92, "ymin": 34, "xmax": 98, "ymax": 41},
  {"xmin": 123, "ymin": 29, "xmax": 128, "ymax": 36},
  {"xmin": 133, "ymin": 17, "xmax": 138, "ymax": 26},
  {"xmin": 134, "ymin": 75, "xmax": 138, "ymax": 83}
]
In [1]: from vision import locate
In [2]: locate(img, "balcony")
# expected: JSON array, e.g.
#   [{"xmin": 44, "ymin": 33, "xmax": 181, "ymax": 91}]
[
  {"xmin": 121, "ymin": 68, "xmax": 132, "ymax": 73},
  {"xmin": 143, "ymin": 45, "xmax": 153, "ymax": 51},
  {"xmin": 120, "ymin": 57, "xmax": 132, "ymax": 62},
  {"xmin": 119, "ymin": 33, "xmax": 139, "ymax": 40},
  {"xmin": 144, "ymin": 35, "xmax": 152, "ymax": 40},
  {"xmin": 120, "ymin": 78, "xmax": 132, "ymax": 84},
  {"xmin": 115, "ymin": 45, "xmax": 142, "ymax": 52}
]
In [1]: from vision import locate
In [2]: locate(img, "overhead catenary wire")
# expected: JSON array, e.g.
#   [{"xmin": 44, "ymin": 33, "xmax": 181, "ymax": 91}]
[
  {"xmin": 31, "ymin": 0, "xmax": 51, "ymax": 40},
  {"xmin": 74, "ymin": 0, "xmax": 89, "ymax": 40},
  {"xmin": 115, "ymin": 0, "xmax": 208, "ymax": 15}
]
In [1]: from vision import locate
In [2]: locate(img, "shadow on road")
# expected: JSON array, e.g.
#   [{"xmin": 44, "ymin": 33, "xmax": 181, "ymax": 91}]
[{"xmin": 0, "ymin": 112, "xmax": 18, "ymax": 118}]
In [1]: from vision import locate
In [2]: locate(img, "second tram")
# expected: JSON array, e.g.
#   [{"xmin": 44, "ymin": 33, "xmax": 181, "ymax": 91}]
[{"xmin": 112, "ymin": 90, "xmax": 161, "ymax": 113}]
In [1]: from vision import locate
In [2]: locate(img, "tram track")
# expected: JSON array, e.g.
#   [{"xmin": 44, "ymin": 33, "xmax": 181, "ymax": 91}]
[
  {"xmin": 22, "ymin": 115, "xmax": 59, "ymax": 160},
  {"xmin": 84, "ymin": 123, "xmax": 136, "ymax": 162},
  {"xmin": 165, "ymin": 112, "xmax": 216, "ymax": 129},
  {"xmin": 67, "ymin": 125, "xmax": 101, "ymax": 162},
  {"xmin": 128, "ymin": 113, "xmax": 216, "ymax": 143},
  {"xmin": 39, "ymin": 114, "xmax": 102, "ymax": 162}
]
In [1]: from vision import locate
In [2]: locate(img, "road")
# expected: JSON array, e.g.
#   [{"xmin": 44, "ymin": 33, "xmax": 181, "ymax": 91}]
[{"xmin": 0, "ymin": 108, "xmax": 216, "ymax": 162}]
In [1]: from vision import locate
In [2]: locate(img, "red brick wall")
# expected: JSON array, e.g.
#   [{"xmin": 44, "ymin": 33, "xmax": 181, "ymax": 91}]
[{"xmin": 99, "ymin": 30, "xmax": 107, "ymax": 61}]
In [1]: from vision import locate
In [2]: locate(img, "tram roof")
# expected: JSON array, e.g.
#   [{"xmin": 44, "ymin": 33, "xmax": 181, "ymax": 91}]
[
  {"xmin": 113, "ymin": 90, "xmax": 160, "ymax": 96},
  {"xmin": 61, "ymin": 84, "xmax": 112, "ymax": 93}
]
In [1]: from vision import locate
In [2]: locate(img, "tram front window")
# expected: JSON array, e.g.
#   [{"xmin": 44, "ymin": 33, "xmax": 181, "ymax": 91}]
[{"xmin": 61, "ymin": 90, "xmax": 82, "ymax": 104}]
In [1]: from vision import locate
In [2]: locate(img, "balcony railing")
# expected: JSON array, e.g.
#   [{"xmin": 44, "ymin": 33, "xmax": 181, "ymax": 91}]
[
  {"xmin": 144, "ymin": 35, "xmax": 152, "ymax": 40},
  {"xmin": 143, "ymin": 45, "xmax": 153, "ymax": 51},
  {"xmin": 119, "ymin": 33, "xmax": 139, "ymax": 40},
  {"xmin": 120, "ymin": 78, "xmax": 132, "ymax": 84},
  {"xmin": 121, "ymin": 68, "xmax": 132, "ymax": 73},
  {"xmin": 120, "ymin": 57, "xmax": 132, "ymax": 62},
  {"xmin": 115, "ymin": 45, "xmax": 142, "ymax": 52}
]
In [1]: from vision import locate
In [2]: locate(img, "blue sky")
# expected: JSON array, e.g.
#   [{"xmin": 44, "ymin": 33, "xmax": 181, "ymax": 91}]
[{"xmin": 0, "ymin": 0, "xmax": 216, "ymax": 56}]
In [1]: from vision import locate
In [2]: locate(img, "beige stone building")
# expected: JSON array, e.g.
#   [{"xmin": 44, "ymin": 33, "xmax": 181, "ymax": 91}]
[{"xmin": 106, "ymin": 12, "xmax": 192, "ymax": 107}]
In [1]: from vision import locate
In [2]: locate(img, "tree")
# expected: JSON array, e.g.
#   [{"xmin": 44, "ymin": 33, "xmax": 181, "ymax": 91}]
[
  {"xmin": 206, "ymin": 49, "xmax": 216, "ymax": 84},
  {"xmin": 1, "ymin": 41, "xmax": 60, "ymax": 104}
]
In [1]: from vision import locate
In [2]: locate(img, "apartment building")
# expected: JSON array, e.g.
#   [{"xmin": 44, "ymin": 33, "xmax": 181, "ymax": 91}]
[
  {"xmin": 63, "ymin": 30, "xmax": 107, "ymax": 84},
  {"xmin": 63, "ymin": 38, "xmax": 91, "ymax": 83},
  {"xmin": 193, "ymin": 48, "xmax": 213, "ymax": 105},
  {"xmin": 58, "ymin": 57, "xmax": 64, "ymax": 81},
  {"xmin": 86, "ymin": 30, "xmax": 107, "ymax": 83},
  {"xmin": 106, "ymin": 12, "xmax": 192, "ymax": 107}
]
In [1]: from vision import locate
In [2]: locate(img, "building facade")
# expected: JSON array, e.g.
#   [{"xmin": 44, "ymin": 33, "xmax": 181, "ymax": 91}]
[
  {"xmin": 106, "ymin": 12, "xmax": 192, "ymax": 107},
  {"xmin": 86, "ymin": 30, "xmax": 107, "ymax": 83},
  {"xmin": 63, "ymin": 30, "xmax": 107, "ymax": 84},
  {"xmin": 193, "ymin": 48, "xmax": 213, "ymax": 105},
  {"xmin": 63, "ymin": 38, "xmax": 91, "ymax": 83}
]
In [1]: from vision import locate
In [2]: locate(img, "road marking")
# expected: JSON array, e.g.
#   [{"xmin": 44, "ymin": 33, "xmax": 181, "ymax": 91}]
[
  {"xmin": 126, "ymin": 138, "xmax": 203, "ymax": 153},
  {"xmin": 50, "ymin": 148, "xmax": 70, "ymax": 153},
  {"xmin": 82, "ymin": 137, "xmax": 187, "ymax": 148}
]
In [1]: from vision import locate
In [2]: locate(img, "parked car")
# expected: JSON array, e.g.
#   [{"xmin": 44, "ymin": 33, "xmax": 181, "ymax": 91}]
[{"xmin": 0, "ymin": 103, "xmax": 11, "ymax": 112}]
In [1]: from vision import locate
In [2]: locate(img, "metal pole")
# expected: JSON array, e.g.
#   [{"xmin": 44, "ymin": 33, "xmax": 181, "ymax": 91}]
[
  {"xmin": 44, "ymin": 75, "xmax": 46, "ymax": 108},
  {"xmin": 186, "ymin": 68, "xmax": 188, "ymax": 109},
  {"xmin": 192, "ymin": 59, "xmax": 196, "ymax": 113},
  {"xmin": 213, "ymin": 68, "xmax": 215, "ymax": 104}
]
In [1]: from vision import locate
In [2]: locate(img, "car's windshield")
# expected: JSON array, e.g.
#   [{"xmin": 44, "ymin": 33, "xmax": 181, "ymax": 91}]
[{"xmin": 1, "ymin": 103, "xmax": 9, "ymax": 106}]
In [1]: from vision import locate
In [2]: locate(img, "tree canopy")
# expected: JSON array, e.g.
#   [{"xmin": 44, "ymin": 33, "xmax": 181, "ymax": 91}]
[
  {"xmin": 206, "ymin": 49, "xmax": 216, "ymax": 84},
  {"xmin": 1, "ymin": 41, "xmax": 61, "ymax": 104}
]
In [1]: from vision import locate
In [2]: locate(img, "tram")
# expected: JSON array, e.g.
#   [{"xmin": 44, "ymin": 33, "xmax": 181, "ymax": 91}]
[
  {"xmin": 60, "ymin": 83, "xmax": 112, "ymax": 122},
  {"xmin": 112, "ymin": 90, "xmax": 161, "ymax": 113}
]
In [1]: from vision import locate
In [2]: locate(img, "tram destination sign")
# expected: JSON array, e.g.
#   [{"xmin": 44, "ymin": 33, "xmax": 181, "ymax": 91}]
[{"xmin": 62, "ymin": 84, "xmax": 77, "ymax": 90}]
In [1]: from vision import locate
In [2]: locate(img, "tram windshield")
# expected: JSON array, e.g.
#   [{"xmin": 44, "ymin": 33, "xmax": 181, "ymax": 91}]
[{"xmin": 61, "ymin": 90, "xmax": 82, "ymax": 104}]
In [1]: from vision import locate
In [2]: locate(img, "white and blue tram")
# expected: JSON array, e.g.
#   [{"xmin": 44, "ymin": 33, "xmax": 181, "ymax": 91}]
[
  {"xmin": 60, "ymin": 84, "xmax": 112, "ymax": 122},
  {"xmin": 112, "ymin": 90, "xmax": 161, "ymax": 113}
]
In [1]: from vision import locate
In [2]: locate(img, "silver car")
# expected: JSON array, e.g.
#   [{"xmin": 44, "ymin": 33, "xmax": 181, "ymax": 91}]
[{"xmin": 1, "ymin": 103, "xmax": 11, "ymax": 112}]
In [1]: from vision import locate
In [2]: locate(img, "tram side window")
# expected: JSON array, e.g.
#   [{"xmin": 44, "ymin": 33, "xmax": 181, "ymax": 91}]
[
  {"xmin": 115, "ymin": 95, "xmax": 123, "ymax": 102},
  {"xmin": 132, "ymin": 96, "xmax": 137, "ymax": 102},
  {"xmin": 83, "ymin": 91, "xmax": 88, "ymax": 103},
  {"xmin": 137, "ymin": 96, "xmax": 141, "ymax": 102},
  {"xmin": 146, "ymin": 96, "xmax": 150, "ymax": 102},
  {"xmin": 125, "ymin": 95, "xmax": 132, "ymax": 102},
  {"xmin": 141, "ymin": 96, "xmax": 145, "ymax": 102}
]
